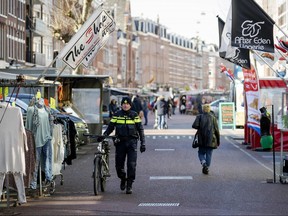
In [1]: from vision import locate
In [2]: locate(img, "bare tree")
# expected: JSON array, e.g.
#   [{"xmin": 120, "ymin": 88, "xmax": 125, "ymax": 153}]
[{"xmin": 49, "ymin": 0, "xmax": 95, "ymax": 43}]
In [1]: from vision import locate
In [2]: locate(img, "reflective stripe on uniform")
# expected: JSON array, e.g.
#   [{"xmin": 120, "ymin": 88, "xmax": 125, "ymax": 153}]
[
  {"xmin": 134, "ymin": 116, "xmax": 141, "ymax": 123},
  {"xmin": 110, "ymin": 116, "xmax": 141, "ymax": 124}
]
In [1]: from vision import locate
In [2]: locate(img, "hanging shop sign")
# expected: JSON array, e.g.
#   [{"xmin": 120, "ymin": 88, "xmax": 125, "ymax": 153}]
[{"xmin": 57, "ymin": 6, "xmax": 115, "ymax": 69}]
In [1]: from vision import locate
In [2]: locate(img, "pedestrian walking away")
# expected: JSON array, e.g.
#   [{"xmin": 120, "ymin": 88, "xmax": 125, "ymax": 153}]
[
  {"xmin": 109, "ymin": 98, "xmax": 119, "ymax": 118},
  {"xmin": 154, "ymin": 95, "xmax": 167, "ymax": 129},
  {"xmin": 102, "ymin": 97, "xmax": 146, "ymax": 194},
  {"xmin": 192, "ymin": 104, "xmax": 220, "ymax": 175},
  {"xmin": 196, "ymin": 94, "xmax": 203, "ymax": 114},
  {"xmin": 131, "ymin": 95, "xmax": 144, "ymax": 119}
]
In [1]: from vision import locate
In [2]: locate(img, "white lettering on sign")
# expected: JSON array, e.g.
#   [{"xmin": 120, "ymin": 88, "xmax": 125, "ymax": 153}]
[
  {"xmin": 82, "ymin": 21, "xmax": 115, "ymax": 68},
  {"xmin": 233, "ymin": 20, "xmax": 273, "ymax": 52}
]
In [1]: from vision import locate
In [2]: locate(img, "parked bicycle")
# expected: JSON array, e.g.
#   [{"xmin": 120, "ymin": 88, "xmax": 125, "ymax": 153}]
[{"xmin": 83, "ymin": 134, "xmax": 119, "ymax": 195}]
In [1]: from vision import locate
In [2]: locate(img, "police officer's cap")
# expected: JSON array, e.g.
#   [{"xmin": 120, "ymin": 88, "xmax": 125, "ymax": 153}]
[{"xmin": 121, "ymin": 97, "xmax": 132, "ymax": 106}]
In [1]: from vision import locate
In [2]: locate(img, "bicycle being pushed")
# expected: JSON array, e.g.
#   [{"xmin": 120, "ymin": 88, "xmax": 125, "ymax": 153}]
[{"xmin": 83, "ymin": 134, "xmax": 119, "ymax": 195}]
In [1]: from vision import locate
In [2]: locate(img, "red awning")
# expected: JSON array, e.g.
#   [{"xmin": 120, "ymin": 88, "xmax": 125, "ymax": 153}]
[{"xmin": 259, "ymin": 78, "xmax": 287, "ymax": 88}]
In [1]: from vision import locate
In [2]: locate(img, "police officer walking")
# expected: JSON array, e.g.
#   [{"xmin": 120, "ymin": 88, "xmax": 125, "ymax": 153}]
[{"xmin": 103, "ymin": 97, "xmax": 146, "ymax": 194}]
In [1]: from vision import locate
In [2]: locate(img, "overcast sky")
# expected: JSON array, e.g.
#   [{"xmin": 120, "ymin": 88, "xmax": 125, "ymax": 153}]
[{"xmin": 130, "ymin": 0, "xmax": 231, "ymax": 44}]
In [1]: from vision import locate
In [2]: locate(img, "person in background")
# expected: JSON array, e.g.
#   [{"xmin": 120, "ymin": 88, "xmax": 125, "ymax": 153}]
[
  {"xmin": 102, "ymin": 97, "xmax": 145, "ymax": 194},
  {"xmin": 154, "ymin": 95, "xmax": 166, "ymax": 129},
  {"xmin": 196, "ymin": 94, "xmax": 203, "ymax": 114},
  {"xmin": 109, "ymin": 98, "xmax": 118, "ymax": 118},
  {"xmin": 131, "ymin": 95, "xmax": 143, "ymax": 117},
  {"xmin": 167, "ymin": 97, "xmax": 173, "ymax": 119},
  {"xmin": 142, "ymin": 97, "xmax": 149, "ymax": 125},
  {"xmin": 172, "ymin": 96, "xmax": 177, "ymax": 115},
  {"xmin": 259, "ymin": 107, "xmax": 273, "ymax": 150},
  {"xmin": 192, "ymin": 104, "xmax": 220, "ymax": 175},
  {"xmin": 151, "ymin": 97, "xmax": 158, "ymax": 129},
  {"xmin": 179, "ymin": 95, "xmax": 186, "ymax": 114}
]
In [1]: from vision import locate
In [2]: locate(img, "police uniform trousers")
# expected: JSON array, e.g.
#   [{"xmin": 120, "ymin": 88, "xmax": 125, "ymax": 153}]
[{"xmin": 115, "ymin": 138, "xmax": 137, "ymax": 182}]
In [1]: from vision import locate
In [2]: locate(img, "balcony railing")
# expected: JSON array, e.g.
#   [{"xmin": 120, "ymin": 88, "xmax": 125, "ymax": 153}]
[{"xmin": 26, "ymin": 16, "xmax": 51, "ymax": 37}]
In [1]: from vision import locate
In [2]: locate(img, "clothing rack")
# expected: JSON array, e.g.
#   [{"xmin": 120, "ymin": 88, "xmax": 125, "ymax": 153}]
[
  {"xmin": 0, "ymin": 74, "xmax": 60, "ymax": 208},
  {"xmin": 0, "ymin": 103, "xmax": 27, "ymax": 208}
]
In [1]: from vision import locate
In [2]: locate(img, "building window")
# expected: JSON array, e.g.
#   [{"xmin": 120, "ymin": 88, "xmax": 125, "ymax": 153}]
[
  {"xmin": 147, "ymin": 22, "xmax": 150, "ymax": 33},
  {"xmin": 278, "ymin": 2, "xmax": 286, "ymax": 15},
  {"xmin": 0, "ymin": 24, "xmax": 4, "ymax": 59},
  {"xmin": 140, "ymin": 21, "xmax": 144, "ymax": 32},
  {"xmin": 278, "ymin": 15, "xmax": 286, "ymax": 26},
  {"xmin": 0, "ymin": 0, "xmax": 2, "ymax": 15}
]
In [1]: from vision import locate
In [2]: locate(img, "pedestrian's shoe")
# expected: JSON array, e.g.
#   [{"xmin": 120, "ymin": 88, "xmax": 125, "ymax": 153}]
[
  {"xmin": 28, "ymin": 188, "xmax": 38, "ymax": 198},
  {"xmin": 126, "ymin": 181, "xmax": 133, "ymax": 194},
  {"xmin": 202, "ymin": 164, "xmax": 209, "ymax": 175},
  {"xmin": 44, "ymin": 180, "xmax": 51, "ymax": 187},
  {"xmin": 120, "ymin": 178, "xmax": 126, "ymax": 191}
]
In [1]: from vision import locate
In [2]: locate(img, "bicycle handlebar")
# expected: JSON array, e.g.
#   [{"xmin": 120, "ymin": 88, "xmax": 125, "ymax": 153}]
[{"xmin": 83, "ymin": 134, "xmax": 119, "ymax": 143}]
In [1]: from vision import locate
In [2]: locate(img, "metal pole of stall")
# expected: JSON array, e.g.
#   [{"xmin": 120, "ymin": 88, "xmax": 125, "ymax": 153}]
[{"xmin": 272, "ymin": 105, "xmax": 276, "ymax": 183}]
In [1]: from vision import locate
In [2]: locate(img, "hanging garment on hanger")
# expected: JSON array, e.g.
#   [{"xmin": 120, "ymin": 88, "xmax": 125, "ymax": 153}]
[
  {"xmin": 64, "ymin": 119, "xmax": 77, "ymax": 165},
  {"xmin": 6, "ymin": 129, "xmax": 36, "ymax": 189},
  {"xmin": 0, "ymin": 104, "xmax": 28, "ymax": 204},
  {"xmin": 0, "ymin": 173, "xmax": 26, "ymax": 204},
  {"xmin": 52, "ymin": 124, "xmax": 64, "ymax": 175},
  {"xmin": 24, "ymin": 129, "xmax": 36, "ymax": 187},
  {"xmin": 0, "ymin": 104, "xmax": 28, "ymax": 173}
]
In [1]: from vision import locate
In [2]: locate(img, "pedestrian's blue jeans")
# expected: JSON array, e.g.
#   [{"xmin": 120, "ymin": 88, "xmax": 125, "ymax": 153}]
[
  {"xmin": 30, "ymin": 140, "xmax": 52, "ymax": 189},
  {"xmin": 157, "ymin": 114, "xmax": 165, "ymax": 129},
  {"xmin": 198, "ymin": 147, "xmax": 214, "ymax": 167}
]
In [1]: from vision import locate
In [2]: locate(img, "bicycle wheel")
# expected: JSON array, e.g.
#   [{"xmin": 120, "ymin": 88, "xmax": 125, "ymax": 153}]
[
  {"xmin": 93, "ymin": 156, "xmax": 101, "ymax": 195},
  {"xmin": 100, "ymin": 154, "xmax": 109, "ymax": 192}
]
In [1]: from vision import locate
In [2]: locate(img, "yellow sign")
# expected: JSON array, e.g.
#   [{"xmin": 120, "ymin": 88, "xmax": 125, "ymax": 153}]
[
  {"xmin": 36, "ymin": 90, "xmax": 41, "ymax": 99},
  {"xmin": 0, "ymin": 87, "xmax": 9, "ymax": 100},
  {"xmin": 4, "ymin": 87, "xmax": 8, "ymax": 97},
  {"xmin": 50, "ymin": 97, "xmax": 56, "ymax": 109}
]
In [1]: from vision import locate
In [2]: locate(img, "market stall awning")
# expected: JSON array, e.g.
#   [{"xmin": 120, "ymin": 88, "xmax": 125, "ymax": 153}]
[{"xmin": 0, "ymin": 71, "xmax": 61, "ymax": 87}]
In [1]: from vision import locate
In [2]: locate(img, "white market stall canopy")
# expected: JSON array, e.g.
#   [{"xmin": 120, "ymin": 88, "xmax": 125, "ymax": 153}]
[{"xmin": 0, "ymin": 71, "xmax": 60, "ymax": 87}]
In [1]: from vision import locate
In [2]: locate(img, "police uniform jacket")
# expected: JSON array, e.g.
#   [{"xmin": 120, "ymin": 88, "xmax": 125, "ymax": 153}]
[{"xmin": 104, "ymin": 109, "xmax": 145, "ymax": 143}]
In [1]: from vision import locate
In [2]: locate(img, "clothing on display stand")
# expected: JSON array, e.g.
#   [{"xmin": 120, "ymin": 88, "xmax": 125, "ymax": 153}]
[
  {"xmin": 25, "ymin": 98, "xmax": 53, "ymax": 193},
  {"xmin": 0, "ymin": 102, "xmax": 28, "ymax": 205}
]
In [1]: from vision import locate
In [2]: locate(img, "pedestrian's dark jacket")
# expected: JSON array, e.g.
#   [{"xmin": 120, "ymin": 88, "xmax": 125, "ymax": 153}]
[
  {"xmin": 109, "ymin": 102, "xmax": 118, "ymax": 118},
  {"xmin": 260, "ymin": 112, "xmax": 271, "ymax": 136},
  {"xmin": 104, "ymin": 109, "xmax": 145, "ymax": 143},
  {"xmin": 192, "ymin": 112, "xmax": 220, "ymax": 149},
  {"xmin": 131, "ymin": 96, "xmax": 143, "ymax": 114}
]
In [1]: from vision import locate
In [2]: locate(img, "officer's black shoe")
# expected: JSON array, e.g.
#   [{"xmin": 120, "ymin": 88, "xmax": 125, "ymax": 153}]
[
  {"xmin": 120, "ymin": 179, "xmax": 126, "ymax": 191},
  {"xmin": 126, "ymin": 181, "xmax": 133, "ymax": 194},
  {"xmin": 120, "ymin": 179, "xmax": 126, "ymax": 190},
  {"xmin": 126, "ymin": 186, "xmax": 132, "ymax": 194}
]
